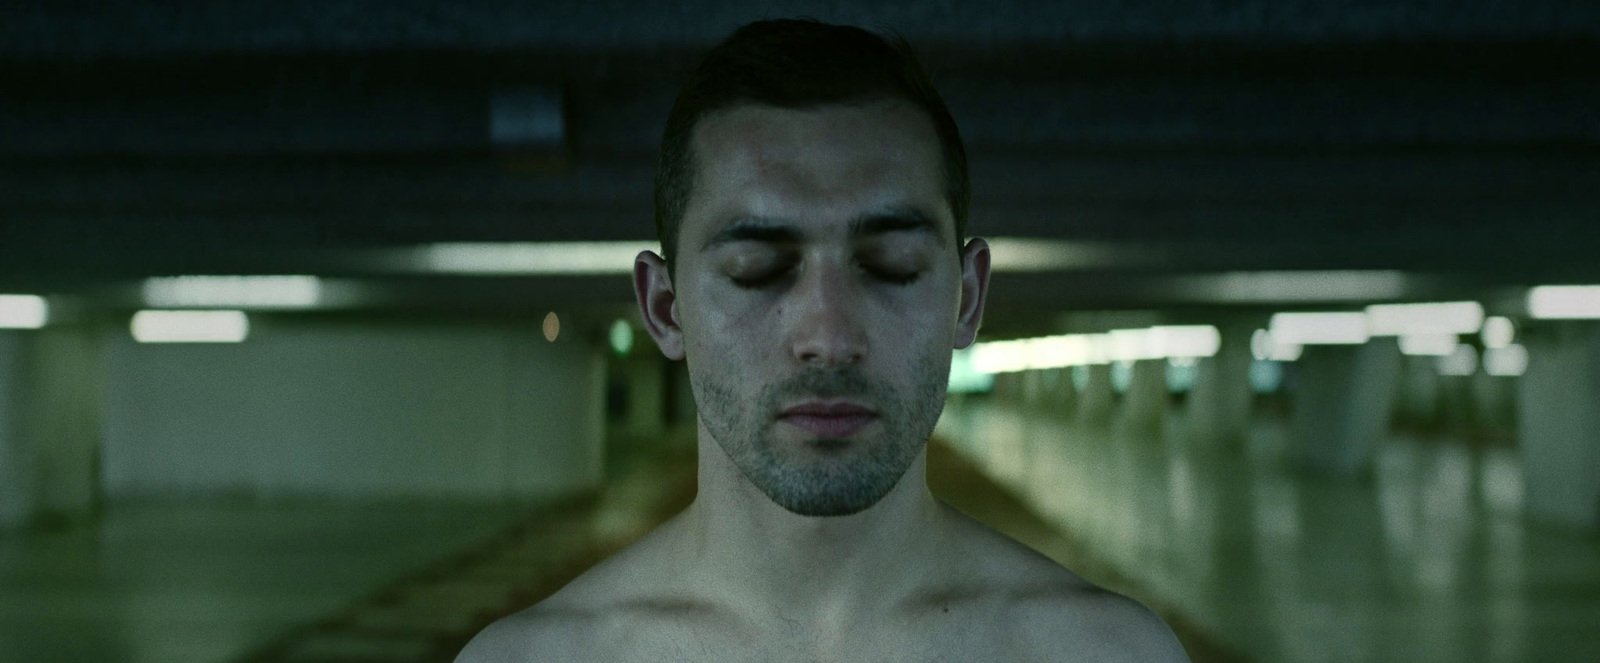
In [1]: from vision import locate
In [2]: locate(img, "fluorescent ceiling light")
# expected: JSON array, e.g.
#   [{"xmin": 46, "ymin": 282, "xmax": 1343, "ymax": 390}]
[
  {"xmin": 1268, "ymin": 312, "xmax": 1370, "ymax": 345},
  {"xmin": 984, "ymin": 238, "xmax": 1131, "ymax": 272},
  {"xmin": 131, "ymin": 310, "xmax": 249, "ymax": 343},
  {"xmin": 1365, "ymin": 301, "xmax": 1484, "ymax": 336},
  {"xmin": 1481, "ymin": 316, "xmax": 1514, "ymax": 349},
  {"xmin": 1147, "ymin": 325, "xmax": 1222, "ymax": 359},
  {"xmin": 1527, "ymin": 285, "xmax": 1600, "ymax": 319},
  {"xmin": 1398, "ymin": 333, "xmax": 1460, "ymax": 356},
  {"xmin": 1250, "ymin": 329, "xmax": 1303, "ymax": 361},
  {"xmin": 142, "ymin": 275, "xmax": 321, "ymax": 309},
  {"xmin": 1173, "ymin": 270, "xmax": 1408, "ymax": 303},
  {"xmin": 1483, "ymin": 344, "xmax": 1528, "ymax": 377},
  {"xmin": 1437, "ymin": 344, "xmax": 1478, "ymax": 376},
  {"xmin": 969, "ymin": 325, "xmax": 1221, "ymax": 374},
  {"xmin": 0, "ymin": 295, "xmax": 48, "ymax": 329},
  {"xmin": 419, "ymin": 242, "xmax": 660, "ymax": 275}
]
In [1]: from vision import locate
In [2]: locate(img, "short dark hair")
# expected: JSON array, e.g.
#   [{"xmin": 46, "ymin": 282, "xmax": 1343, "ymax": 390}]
[{"xmin": 654, "ymin": 19, "xmax": 969, "ymax": 278}]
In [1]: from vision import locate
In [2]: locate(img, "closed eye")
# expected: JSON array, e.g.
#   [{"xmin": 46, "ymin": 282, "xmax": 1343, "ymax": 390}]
[
  {"xmin": 727, "ymin": 264, "xmax": 921, "ymax": 288},
  {"xmin": 868, "ymin": 268, "xmax": 921, "ymax": 285},
  {"xmin": 729, "ymin": 269, "xmax": 792, "ymax": 289}
]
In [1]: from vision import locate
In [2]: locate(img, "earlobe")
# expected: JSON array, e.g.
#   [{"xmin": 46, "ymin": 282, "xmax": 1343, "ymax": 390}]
[
  {"xmin": 634, "ymin": 251, "xmax": 687, "ymax": 360},
  {"xmin": 954, "ymin": 238, "xmax": 991, "ymax": 350}
]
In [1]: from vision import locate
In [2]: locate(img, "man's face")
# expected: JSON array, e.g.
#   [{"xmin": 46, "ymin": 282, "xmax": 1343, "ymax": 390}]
[{"xmin": 661, "ymin": 99, "xmax": 985, "ymax": 517}]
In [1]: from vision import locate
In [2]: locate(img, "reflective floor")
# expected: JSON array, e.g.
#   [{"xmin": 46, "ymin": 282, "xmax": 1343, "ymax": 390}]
[
  {"xmin": 5, "ymin": 407, "xmax": 1598, "ymax": 662},
  {"xmin": 935, "ymin": 397, "xmax": 1600, "ymax": 663},
  {"xmin": 0, "ymin": 501, "xmax": 528, "ymax": 663}
]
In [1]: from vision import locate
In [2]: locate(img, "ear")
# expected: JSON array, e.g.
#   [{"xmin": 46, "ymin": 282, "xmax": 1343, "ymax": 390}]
[
  {"xmin": 954, "ymin": 238, "xmax": 991, "ymax": 350},
  {"xmin": 634, "ymin": 250, "xmax": 686, "ymax": 360}
]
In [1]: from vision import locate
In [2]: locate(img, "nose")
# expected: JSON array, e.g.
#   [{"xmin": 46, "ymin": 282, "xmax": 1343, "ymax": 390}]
[{"xmin": 789, "ymin": 261, "xmax": 868, "ymax": 367}]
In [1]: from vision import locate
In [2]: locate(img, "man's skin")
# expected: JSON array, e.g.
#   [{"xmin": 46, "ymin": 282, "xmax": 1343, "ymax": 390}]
[{"xmin": 457, "ymin": 99, "xmax": 1190, "ymax": 662}]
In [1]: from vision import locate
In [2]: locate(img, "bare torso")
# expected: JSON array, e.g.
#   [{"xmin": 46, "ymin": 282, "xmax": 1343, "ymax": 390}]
[{"xmin": 456, "ymin": 501, "xmax": 1189, "ymax": 662}]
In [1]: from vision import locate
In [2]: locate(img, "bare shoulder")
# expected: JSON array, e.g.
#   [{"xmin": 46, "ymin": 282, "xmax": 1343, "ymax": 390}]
[
  {"xmin": 455, "ymin": 516, "xmax": 704, "ymax": 663},
  {"xmin": 453, "ymin": 602, "xmax": 598, "ymax": 663},
  {"xmin": 939, "ymin": 504, "xmax": 1189, "ymax": 662},
  {"xmin": 1008, "ymin": 586, "xmax": 1190, "ymax": 662}
]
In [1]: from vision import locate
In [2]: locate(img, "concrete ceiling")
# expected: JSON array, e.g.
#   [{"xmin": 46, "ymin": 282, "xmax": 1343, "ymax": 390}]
[{"xmin": 3, "ymin": 0, "xmax": 1599, "ymax": 325}]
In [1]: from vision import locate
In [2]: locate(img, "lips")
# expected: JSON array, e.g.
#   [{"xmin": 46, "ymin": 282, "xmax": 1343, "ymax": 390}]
[{"xmin": 778, "ymin": 401, "xmax": 879, "ymax": 438}]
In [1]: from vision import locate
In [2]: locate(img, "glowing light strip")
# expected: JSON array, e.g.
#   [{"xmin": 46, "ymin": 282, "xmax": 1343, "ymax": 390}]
[
  {"xmin": 1268, "ymin": 312, "xmax": 1370, "ymax": 345},
  {"xmin": 404, "ymin": 238, "xmax": 1130, "ymax": 276},
  {"xmin": 419, "ymin": 242, "xmax": 661, "ymax": 275},
  {"xmin": 1481, "ymin": 316, "xmax": 1515, "ymax": 349},
  {"xmin": 1397, "ymin": 333, "xmax": 1459, "ymax": 357},
  {"xmin": 969, "ymin": 325, "xmax": 1220, "ymax": 374},
  {"xmin": 1483, "ymin": 344, "xmax": 1528, "ymax": 377},
  {"xmin": 1173, "ymin": 270, "xmax": 1408, "ymax": 303},
  {"xmin": 1251, "ymin": 329, "xmax": 1303, "ymax": 362},
  {"xmin": 1437, "ymin": 344, "xmax": 1479, "ymax": 376},
  {"xmin": 1527, "ymin": 285, "xmax": 1600, "ymax": 320},
  {"xmin": 142, "ymin": 275, "xmax": 321, "ymax": 308},
  {"xmin": 1365, "ymin": 301, "xmax": 1484, "ymax": 336},
  {"xmin": 130, "ymin": 310, "xmax": 249, "ymax": 343},
  {"xmin": 984, "ymin": 238, "xmax": 1129, "ymax": 272},
  {"xmin": 0, "ymin": 295, "xmax": 48, "ymax": 329}
]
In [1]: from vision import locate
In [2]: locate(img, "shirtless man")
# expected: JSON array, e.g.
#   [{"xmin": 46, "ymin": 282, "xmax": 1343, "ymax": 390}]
[{"xmin": 458, "ymin": 19, "xmax": 1190, "ymax": 662}]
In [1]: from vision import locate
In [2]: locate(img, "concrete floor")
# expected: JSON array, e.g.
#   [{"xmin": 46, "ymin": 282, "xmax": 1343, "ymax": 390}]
[
  {"xmin": 935, "ymin": 397, "xmax": 1600, "ymax": 663},
  {"xmin": 0, "ymin": 501, "xmax": 528, "ymax": 663},
  {"xmin": 4, "ymin": 405, "xmax": 1597, "ymax": 662}
]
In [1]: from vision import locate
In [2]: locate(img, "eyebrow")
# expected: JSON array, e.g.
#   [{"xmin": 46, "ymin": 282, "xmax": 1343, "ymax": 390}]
[{"xmin": 699, "ymin": 207, "xmax": 944, "ymax": 253}]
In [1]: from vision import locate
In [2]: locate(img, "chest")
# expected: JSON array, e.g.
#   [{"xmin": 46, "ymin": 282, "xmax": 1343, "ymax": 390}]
[{"xmin": 593, "ymin": 604, "xmax": 1028, "ymax": 663}]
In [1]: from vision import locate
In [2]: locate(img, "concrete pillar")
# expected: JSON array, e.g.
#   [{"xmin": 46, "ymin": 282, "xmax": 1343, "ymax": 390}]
[
  {"xmin": 0, "ymin": 325, "xmax": 106, "ymax": 529},
  {"xmin": 1074, "ymin": 364, "xmax": 1114, "ymax": 426},
  {"xmin": 1029, "ymin": 369, "xmax": 1055, "ymax": 409},
  {"xmin": 990, "ymin": 372, "xmax": 1020, "ymax": 405},
  {"xmin": 1437, "ymin": 374, "xmax": 1476, "ymax": 431},
  {"xmin": 1290, "ymin": 340, "xmax": 1402, "ymax": 477},
  {"xmin": 624, "ymin": 353, "xmax": 665, "ymax": 438},
  {"xmin": 1044, "ymin": 367, "xmax": 1076, "ymax": 420},
  {"xmin": 1517, "ymin": 322, "xmax": 1600, "ymax": 531},
  {"xmin": 1393, "ymin": 355, "xmax": 1442, "ymax": 429},
  {"xmin": 1469, "ymin": 371, "xmax": 1516, "ymax": 436},
  {"xmin": 1187, "ymin": 331, "xmax": 1254, "ymax": 450},
  {"xmin": 1120, "ymin": 359, "xmax": 1167, "ymax": 432}
]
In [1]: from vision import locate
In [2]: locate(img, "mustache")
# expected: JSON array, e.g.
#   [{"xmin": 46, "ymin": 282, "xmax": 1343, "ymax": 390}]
[{"xmin": 769, "ymin": 367, "xmax": 881, "ymax": 403}]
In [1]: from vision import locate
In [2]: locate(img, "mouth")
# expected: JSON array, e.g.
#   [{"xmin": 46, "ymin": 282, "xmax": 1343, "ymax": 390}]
[{"xmin": 777, "ymin": 401, "xmax": 879, "ymax": 438}]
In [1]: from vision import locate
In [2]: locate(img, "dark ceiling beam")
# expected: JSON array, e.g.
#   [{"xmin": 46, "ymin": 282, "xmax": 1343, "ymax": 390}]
[{"xmin": 4, "ymin": 0, "xmax": 1599, "ymax": 59}]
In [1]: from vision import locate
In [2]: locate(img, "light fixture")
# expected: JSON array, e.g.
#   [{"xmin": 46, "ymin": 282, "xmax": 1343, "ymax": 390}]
[
  {"xmin": 968, "ymin": 325, "xmax": 1221, "ymax": 375},
  {"xmin": 1250, "ymin": 329, "xmax": 1303, "ymax": 362},
  {"xmin": 609, "ymin": 319, "xmax": 634, "ymax": 356},
  {"xmin": 983, "ymin": 238, "xmax": 1129, "ymax": 272},
  {"xmin": 1268, "ymin": 312, "xmax": 1369, "ymax": 345},
  {"xmin": 1397, "ymin": 333, "xmax": 1460, "ymax": 357},
  {"xmin": 1481, "ymin": 316, "xmax": 1515, "ymax": 349},
  {"xmin": 542, "ymin": 312, "xmax": 560, "ymax": 342},
  {"xmin": 142, "ymin": 275, "xmax": 322, "ymax": 308},
  {"xmin": 1173, "ymin": 270, "xmax": 1408, "ymax": 303},
  {"xmin": 1364, "ymin": 301, "xmax": 1483, "ymax": 336},
  {"xmin": 1527, "ymin": 285, "xmax": 1600, "ymax": 320},
  {"xmin": 130, "ymin": 310, "xmax": 249, "ymax": 343},
  {"xmin": 1437, "ymin": 344, "xmax": 1479, "ymax": 376},
  {"xmin": 418, "ymin": 242, "xmax": 660, "ymax": 275},
  {"xmin": 1483, "ymin": 344, "xmax": 1529, "ymax": 377},
  {"xmin": 0, "ymin": 295, "xmax": 48, "ymax": 329}
]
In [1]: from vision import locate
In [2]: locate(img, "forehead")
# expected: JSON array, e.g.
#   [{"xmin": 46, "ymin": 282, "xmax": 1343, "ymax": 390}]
[{"xmin": 683, "ymin": 100, "xmax": 950, "ymax": 245}]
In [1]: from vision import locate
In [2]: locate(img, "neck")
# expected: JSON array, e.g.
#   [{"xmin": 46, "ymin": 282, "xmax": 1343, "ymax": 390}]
[{"xmin": 673, "ymin": 420, "xmax": 950, "ymax": 632}]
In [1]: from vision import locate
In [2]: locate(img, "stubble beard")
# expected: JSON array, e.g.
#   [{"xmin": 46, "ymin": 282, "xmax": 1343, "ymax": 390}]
[{"xmin": 693, "ymin": 350, "xmax": 950, "ymax": 517}]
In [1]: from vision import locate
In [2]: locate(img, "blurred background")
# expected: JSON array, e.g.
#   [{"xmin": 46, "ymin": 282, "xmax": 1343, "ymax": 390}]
[{"xmin": 3, "ymin": 1, "xmax": 1600, "ymax": 661}]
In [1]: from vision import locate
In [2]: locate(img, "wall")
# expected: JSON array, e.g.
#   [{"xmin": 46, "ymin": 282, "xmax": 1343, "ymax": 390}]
[
  {"xmin": 101, "ymin": 319, "xmax": 604, "ymax": 501},
  {"xmin": 0, "ymin": 326, "xmax": 106, "ymax": 527}
]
